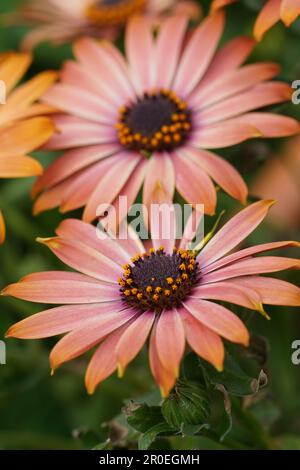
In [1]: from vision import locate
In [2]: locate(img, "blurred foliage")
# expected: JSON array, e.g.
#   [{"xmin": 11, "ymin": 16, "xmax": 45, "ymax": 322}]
[{"xmin": 0, "ymin": 0, "xmax": 299, "ymax": 450}]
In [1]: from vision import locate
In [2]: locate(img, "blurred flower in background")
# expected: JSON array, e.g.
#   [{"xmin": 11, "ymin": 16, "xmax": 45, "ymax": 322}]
[
  {"xmin": 32, "ymin": 13, "xmax": 299, "ymax": 224},
  {"xmin": 7, "ymin": 0, "xmax": 201, "ymax": 51},
  {"xmin": 0, "ymin": 51, "xmax": 56, "ymax": 243},
  {"xmin": 3, "ymin": 200, "xmax": 300, "ymax": 396},
  {"xmin": 250, "ymin": 136, "xmax": 300, "ymax": 232}
]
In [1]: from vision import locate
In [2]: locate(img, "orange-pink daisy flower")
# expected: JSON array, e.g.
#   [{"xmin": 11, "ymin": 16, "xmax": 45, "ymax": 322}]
[
  {"xmin": 11, "ymin": 0, "xmax": 201, "ymax": 51},
  {"xmin": 0, "ymin": 51, "xmax": 56, "ymax": 243},
  {"xmin": 3, "ymin": 200, "xmax": 300, "ymax": 396},
  {"xmin": 33, "ymin": 13, "xmax": 299, "ymax": 223}
]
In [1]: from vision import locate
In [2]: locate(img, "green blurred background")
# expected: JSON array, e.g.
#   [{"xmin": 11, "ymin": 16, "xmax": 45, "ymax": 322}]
[{"xmin": 0, "ymin": 0, "xmax": 299, "ymax": 450}]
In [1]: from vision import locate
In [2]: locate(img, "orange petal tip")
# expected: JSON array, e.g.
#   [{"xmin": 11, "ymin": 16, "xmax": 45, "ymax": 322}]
[
  {"xmin": 117, "ymin": 362, "xmax": 125, "ymax": 378},
  {"xmin": 36, "ymin": 237, "xmax": 60, "ymax": 248}
]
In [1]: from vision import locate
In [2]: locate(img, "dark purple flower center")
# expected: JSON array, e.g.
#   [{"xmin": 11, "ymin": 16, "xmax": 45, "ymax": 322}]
[
  {"xmin": 116, "ymin": 90, "xmax": 192, "ymax": 153},
  {"xmin": 118, "ymin": 247, "xmax": 199, "ymax": 313}
]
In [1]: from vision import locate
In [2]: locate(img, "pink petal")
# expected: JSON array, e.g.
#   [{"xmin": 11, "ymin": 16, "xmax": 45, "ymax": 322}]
[
  {"xmin": 281, "ymin": 0, "xmax": 300, "ymax": 26},
  {"xmin": 203, "ymin": 256, "xmax": 300, "ymax": 284},
  {"xmin": 56, "ymin": 218, "xmax": 130, "ymax": 265},
  {"xmin": 180, "ymin": 147, "xmax": 247, "ymax": 203},
  {"xmin": 149, "ymin": 321, "xmax": 177, "ymax": 397},
  {"xmin": 38, "ymin": 237, "xmax": 122, "ymax": 282},
  {"xmin": 116, "ymin": 221, "xmax": 145, "ymax": 257},
  {"xmin": 155, "ymin": 15, "xmax": 188, "ymax": 89},
  {"xmin": 192, "ymin": 281, "xmax": 262, "ymax": 310},
  {"xmin": 190, "ymin": 62, "xmax": 280, "ymax": 110},
  {"xmin": 6, "ymin": 301, "xmax": 124, "ymax": 339},
  {"xmin": 231, "ymin": 113, "xmax": 300, "ymax": 138},
  {"xmin": 232, "ymin": 276, "xmax": 300, "ymax": 306},
  {"xmin": 179, "ymin": 208, "xmax": 203, "ymax": 250},
  {"xmin": 151, "ymin": 204, "xmax": 177, "ymax": 254},
  {"xmin": 254, "ymin": 0, "xmax": 281, "ymax": 41},
  {"xmin": 73, "ymin": 37, "xmax": 135, "ymax": 102},
  {"xmin": 102, "ymin": 159, "xmax": 147, "ymax": 233},
  {"xmin": 202, "ymin": 240, "xmax": 300, "ymax": 275},
  {"xmin": 2, "ymin": 279, "xmax": 118, "ymax": 304},
  {"xmin": 173, "ymin": 151, "xmax": 217, "ymax": 215},
  {"xmin": 173, "ymin": 11, "xmax": 224, "ymax": 96},
  {"xmin": 19, "ymin": 271, "xmax": 100, "ymax": 283},
  {"xmin": 199, "ymin": 200, "xmax": 275, "ymax": 267},
  {"xmin": 191, "ymin": 119, "xmax": 260, "ymax": 149},
  {"xmin": 45, "ymin": 115, "xmax": 116, "ymax": 150},
  {"xmin": 116, "ymin": 311, "xmax": 155, "ymax": 376},
  {"xmin": 85, "ymin": 322, "xmax": 133, "ymax": 394},
  {"xmin": 43, "ymin": 84, "xmax": 116, "ymax": 124},
  {"xmin": 143, "ymin": 153, "xmax": 175, "ymax": 225},
  {"xmin": 192, "ymin": 36, "xmax": 255, "ymax": 95},
  {"xmin": 83, "ymin": 152, "xmax": 141, "ymax": 223},
  {"xmin": 180, "ymin": 307, "xmax": 224, "ymax": 371},
  {"xmin": 183, "ymin": 298, "xmax": 249, "ymax": 346},
  {"xmin": 155, "ymin": 309, "xmax": 185, "ymax": 377},
  {"xmin": 125, "ymin": 15, "xmax": 155, "ymax": 95},
  {"xmin": 33, "ymin": 144, "xmax": 120, "ymax": 196},
  {"xmin": 50, "ymin": 309, "xmax": 137, "ymax": 369},
  {"xmin": 200, "ymin": 82, "xmax": 292, "ymax": 125}
]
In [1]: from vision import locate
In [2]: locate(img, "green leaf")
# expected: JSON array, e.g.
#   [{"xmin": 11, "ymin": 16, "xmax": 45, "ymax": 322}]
[
  {"xmin": 138, "ymin": 422, "xmax": 173, "ymax": 450},
  {"xmin": 198, "ymin": 352, "xmax": 267, "ymax": 397},
  {"xmin": 125, "ymin": 402, "xmax": 165, "ymax": 433},
  {"xmin": 162, "ymin": 380, "xmax": 211, "ymax": 430}
]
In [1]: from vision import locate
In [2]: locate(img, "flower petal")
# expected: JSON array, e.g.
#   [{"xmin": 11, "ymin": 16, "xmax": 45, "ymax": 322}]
[
  {"xmin": 254, "ymin": 0, "xmax": 281, "ymax": 41},
  {"xmin": 155, "ymin": 15, "xmax": 188, "ymax": 89},
  {"xmin": 232, "ymin": 113, "xmax": 300, "ymax": 138},
  {"xmin": 179, "ymin": 208, "xmax": 203, "ymax": 250},
  {"xmin": 203, "ymin": 257, "xmax": 300, "ymax": 284},
  {"xmin": 0, "ymin": 117, "xmax": 55, "ymax": 157},
  {"xmin": 50, "ymin": 308, "xmax": 137, "ymax": 370},
  {"xmin": 149, "ymin": 321, "xmax": 177, "ymax": 397},
  {"xmin": 116, "ymin": 311, "xmax": 155, "ymax": 376},
  {"xmin": 37, "ymin": 237, "xmax": 121, "ymax": 282},
  {"xmin": 180, "ymin": 306, "xmax": 224, "ymax": 371},
  {"xmin": 155, "ymin": 309, "xmax": 185, "ymax": 377},
  {"xmin": 0, "ymin": 211, "xmax": 5, "ymax": 244},
  {"xmin": 199, "ymin": 200, "xmax": 275, "ymax": 267},
  {"xmin": 0, "ymin": 155, "xmax": 43, "ymax": 177},
  {"xmin": 281, "ymin": 0, "xmax": 300, "ymax": 25},
  {"xmin": 0, "ymin": 52, "xmax": 31, "ymax": 93},
  {"xmin": 232, "ymin": 276, "xmax": 300, "ymax": 306},
  {"xmin": 2, "ymin": 279, "xmax": 118, "ymax": 304},
  {"xmin": 192, "ymin": 281, "xmax": 262, "ymax": 310},
  {"xmin": 183, "ymin": 298, "xmax": 249, "ymax": 346},
  {"xmin": 181, "ymin": 147, "xmax": 247, "ymax": 203},
  {"xmin": 125, "ymin": 15, "xmax": 155, "ymax": 95},
  {"xmin": 173, "ymin": 151, "xmax": 217, "ymax": 215},
  {"xmin": 6, "ymin": 301, "xmax": 124, "ymax": 339}
]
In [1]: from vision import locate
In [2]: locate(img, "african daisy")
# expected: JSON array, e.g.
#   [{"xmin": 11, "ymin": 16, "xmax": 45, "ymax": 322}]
[
  {"xmin": 33, "ymin": 13, "xmax": 299, "ymax": 224},
  {"xmin": 10, "ymin": 0, "xmax": 200, "ymax": 51},
  {"xmin": 3, "ymin": 200, "xmax": 300, "ymax": 396}
]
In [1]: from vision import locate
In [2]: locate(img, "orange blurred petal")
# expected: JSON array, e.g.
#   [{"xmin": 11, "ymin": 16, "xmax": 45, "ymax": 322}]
[
  {"xmin": 0, "ymin": 52, "xmax": 31, "ymax": 94},
  {"xmin": 0, "ymin": 211, "xmax": 5, "ymax": 244}
]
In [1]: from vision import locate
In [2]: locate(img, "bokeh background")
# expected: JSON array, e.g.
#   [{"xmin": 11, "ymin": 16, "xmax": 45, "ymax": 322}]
[{"xmin": 0, "ymin": 0, "xmax": 299, "ymax": 450}]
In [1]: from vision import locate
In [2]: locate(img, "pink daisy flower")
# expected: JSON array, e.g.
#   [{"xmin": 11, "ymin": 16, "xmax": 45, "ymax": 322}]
[
  {"xmin": 33, "ymin": 12, "xmax": 299, "ymax": 224},
  {"xmin": 3, "ymin": 200, "xmax": 300, "ymax": 396},
  {"xmin": 10, "ymin": 0, "xmax": 201, "ymax": 51}
]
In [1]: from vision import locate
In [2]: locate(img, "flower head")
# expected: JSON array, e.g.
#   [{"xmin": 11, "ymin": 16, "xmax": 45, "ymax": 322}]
[
  {"xmin": 0, "ymin": 52, "xmax": 56, "ymax": 242},
  {"xmin": 11, "ymin": 0, "xmax": 201, "ymax": 51},
  {"xmin": 4, "ymin": 200, "xmax": 300, "ymax": 396},
  {"xmin": 33, "ymin": 13, "xmax": 299, "ymax": 224}
]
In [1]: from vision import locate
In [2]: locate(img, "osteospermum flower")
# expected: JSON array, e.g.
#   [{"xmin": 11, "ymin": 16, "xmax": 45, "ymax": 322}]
[
  {"xmin": 10, "ymin": 0, "xmax": 201, "ymax": 51},
  {"xmin": 0, "ymin": 52, "xmax": 56, "ymax": 242},
  {"xmin": 33, "ymin": 13, "xmax": 299, "ymax": 224},
  {"xmin": 3, "ymin": 200, "xmax": 300, "ymax": 396}
]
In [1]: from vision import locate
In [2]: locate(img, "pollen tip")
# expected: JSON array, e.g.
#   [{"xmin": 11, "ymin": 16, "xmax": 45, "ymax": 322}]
[
  {"xmin": 215, "ymin": 363, "xmax": 224, "ymax": 373},
  {"xmin": 50, "ymin": 368, "xmax": 55, "ymax": 376},
  {"xmin": 257, "ymin": 303, "xmax": 271, "ymax": 320},
  {"xmin": 117, "ymin": 362, "xmax": 125, "ymax": 378}
]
